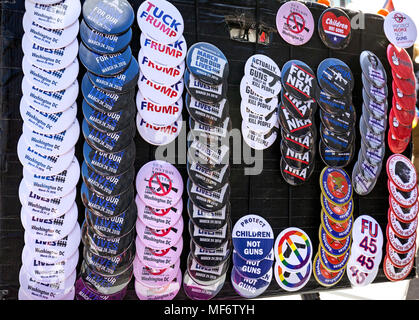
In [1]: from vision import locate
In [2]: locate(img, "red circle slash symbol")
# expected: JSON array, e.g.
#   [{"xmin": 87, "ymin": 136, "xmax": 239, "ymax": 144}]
[
  {"xmin": 149, "ymin": 172, "xmax": 172, "ymax": 196},
  {"xmin": 287, "ymin": 12, "xmax": 305, "ymax": 34}
]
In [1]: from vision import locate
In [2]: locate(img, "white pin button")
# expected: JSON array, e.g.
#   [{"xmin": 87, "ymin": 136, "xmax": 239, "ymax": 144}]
[
  {"xmin": 140, "ymin": 33, "xmax": 187, "ymax": 67},
  {"xmin": 136, "ymin": 113, "xmax": 182, "ymax": 146},
  {"xmin": 138, "ymin": 71, "xmax": 184, "ymax": 106}
]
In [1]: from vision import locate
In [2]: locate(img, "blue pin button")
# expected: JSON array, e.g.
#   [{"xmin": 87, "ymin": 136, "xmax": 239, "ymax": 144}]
[
  {"xmin": 233, "ymin": 249, "xmax": 274, "ymax": 279},
  {"xmin": 79, "ymin": 42, "xmax": 132, "ymax": 77},
  {"xmin": 83, "ymin": 0, "xmax": 134, "ymax": 35},
  {"xmin": 231, "ymin": 266, "xmax": 272, "ymax": 298},
  {"xmin": 80, "ymin": 19, "xmax": 132, "ymax": 55}
]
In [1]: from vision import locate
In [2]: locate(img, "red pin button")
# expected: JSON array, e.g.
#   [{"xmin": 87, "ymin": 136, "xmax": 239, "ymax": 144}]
[
  {"xmin": 387, "ymin": 44, "xmax": 414, "ymax": 79},
  {"xmin": 388, "ymin": 125, "xmax": 410, "ymax": 154},
  {"xmin": 389, "ymin": 107, "xmax": 412, "ymax": 141},
  {"xmin": 392, "ymin": 81, "xmax": 417, "ymax": 111},
  {"xmin": 392, "ymin": 69, "xmax": 416, "ymax": 96}
]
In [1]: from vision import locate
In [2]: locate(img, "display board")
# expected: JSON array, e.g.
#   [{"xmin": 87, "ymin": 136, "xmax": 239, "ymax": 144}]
[{"xmin": 0, "ymin": 0, "xmax": 415, "ymax": 300}]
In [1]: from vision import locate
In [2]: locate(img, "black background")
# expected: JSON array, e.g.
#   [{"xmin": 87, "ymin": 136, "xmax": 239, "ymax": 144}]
[{"xmin": 0, "ymin": 0, "xmax": 415, "ymax": 300}]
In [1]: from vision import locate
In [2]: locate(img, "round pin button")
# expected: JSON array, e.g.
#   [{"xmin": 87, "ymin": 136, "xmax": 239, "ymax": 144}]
[
  {"xmin": 274, "ymin": 261, "xmax": 312, "ymax": 292},
  {"xmin": 184, "ymin": 69, "xmax": 227, "ymax": 105},
  {"xmin": 320, "ymin": 123, "xmax": 354, "ymax": 151},
  {"xmin": 232, "ymin": 214, "xmax": 274, "ymax": 261},
  {"xmin": 79, "ymin": 42, "xmax": 132, "ymax": 77},
  {"xmin": 240, "ymin": 77, "xmax": 279, "ymax": 117},
  {"xmin": 136, "ymin": 160, "xmax": 183, "ymax": 210},
  {"xmin": 25, "ymin": 0, "xmax": 81, "ymax": 30},
  {"xmin": 22, "ymin": 56, "xmax": 79, "ymax": 92},
  {"xmin": 137, "ymin": 0, "xmax": 184, "ymax": 45},
  {"xmin": 387, "ymin": 224, "xmax": 416, "ymax": 254},
  {"xmin": 281, "ymin": 140, "xmax": 313, "ymax": 170},
  {"xmin": 233, "ymin": 249, "xmax": 274, "ymax": 279},
  {"xmin": 140, "ymin": 33, "xmax": 187, "ymax": 68},
  {"xmin": 80, "ymin": 19, "xmax": 132, "ymax": 55},
  {"xmin": 313, "ymin": 253, "xmax": 345, "ymax": 287},
  {"xmin": 22, "ymin": 119, "xmax": 79, "ymax": 157},
  {"xmin": 387, "ymin": 44, "xmax": 414, "ymax": 79},
  {"xmin": 363, "ymin": 89, "xmax": 388, "ymax": 120},
  {"xmin": 387, "ymin": 242, "xmax": 415, "ymax": 268},
  {"xmin": 318, "ymin": 8, "xmax": 352, "ymax": 50},
  {"xmin": 392, "ymin": 70, "xmax": 416, "ymax": 96},
  {"xmin": 387, "ymin": 154, "xmax": 417, "ymax": 192},
  {"xmin": 274, "ymin": 227, "xmax": 313, "ymax": 272},
  {"xmin": 362, "ymin": 74, "xmax": 388, "ymax": 104},
  {"xmin": 81, "ymin": 182, "xmax": 134, "ymax": 218},
  {"xmin": 135, "ymin": 194, "xmax": 183, "ymax": 230},
  {"xmin": 183, "ymin": 270, "xmax": 225, "ymax": 300},
  {"xmin": 187, "ymin": 179, "xmax": 230, "ymax": 212},
  {"xmin": 83, "ymin": 0, "xmax": 134, "ymax": 35},
  {"xmin": 231, "ymin": 266, "xmax": 272, "ymax": 299},
  {"xmin": 188, "ymin": 220, "xmax": 230, "ymax": 250},
  {"xmin": 321, "ymin": 210, "xmax": 353, "ymax": 240},
  {"xmin": 389, "ymin": 195, "xmax": 418, "ymax": 223},
  {"xmin": 318, "ymin": 90, "xmax": 351, "ymax": 115},
  {"xmin": 319, "ymin": 246, "xmax": 350, "ymax": 272},
  {"xmin": 23, "ymin": 157, "xmax": 79, "ymax": 199},
  {"xmin": 276, "ymin": 1, "xmax": 315, "ymax": 46},
  {"xmin": 351, "ymin": 215, "xmax": 383, "ymax": 256},
  {"xmin": 388, "ymin": 208, "xmax": 417, "ymax": 239},
  {"xmin": 389, "ymin": 108, "xmax": 411, "ymax": 141},
  {"xmin": 388, "ymin": 179, "xmax": 418, "ymax": 208},
  {"xmin": 186, "ymin": 42, "xmax": 229, "ymax": 85},
  {"xmin": 392, "ymin": 81, "xmax": 416, "ymax": 111},
  {"xmin": 281, "ymin": 90, "xmax": 316, "ymax": 120},
  {"xmin": 19, "ymin": 285, "xmax": 75, "ymax": 301},
  {"xmin": 83, "ymin": 140, "xmax": 135, "ymax": 177},
  {"xmin": 187, "ymin": 253, "xmax": 229, "ymax": 286},
  {"xmin": 19, "ymin": 181, "xmax": 76, "ymax": 219},
  {"xmin": 190, "ymin": 238, "xmax": 231, "ymax": 267},
  {"xmin": 22, "ymin": 77, "xmax": 79, "ymax": 114},
  {"xmin": 23, "ymin": 34, "xmax": 79, "ymax": 72},
  {"xmin": 75, "ymin": 277, "xmax": 127, "ymax": 301},
  {"xmin": 242, "ymin": 122, "xmax": 279, "ymax": 151},
  {"xmin": 88, "ymin": 57, "xmax": 139, "ymax": 93},
  {"xmin": 244, "ymin": 54, "xmax": 282, "ymax": 98},
  {"xmin": 187, "ymin": 140, "xmax": 230, "ymax": 171},
  {"xmin": 135, "ymin": 269, "xmax": 181, "ymax": 300},
  {"xmin": 346, "ymin": 261, "xmax": 379, "ymax": 287},
  {"xmin": 136, "ymin": 217, "xmax": 183, "ymax": 251},
  {"xmin": 281, "ymin": 60, "xmax": 318, "ymax": 100},
  {"xmin": 383, "ymin": 255, "xmax": 414, "ymax": 282},
  {"xmin": 139, "ymin": 49, "xmax": 185, "ymax": 86},
  {"xmin": 319, "ymin": 226, "xmax": 351, "ymax": 257},
  {"xmin": 363, "ymin": 104, "xmax": 387, "ymax": 135},
  {"xmin": 138, "ymin": 71, "xmax": 184, "ymax": 106},
  {"xmin": 25, "ymin": 222, "xmax": 81, "ymax": 263},
  {"xmin": 136, "ymin": 236, "xmax": 183, "ymax": 269},
  {"xmin": 320, "ymin": 167, "xmax": 352, "ymax": 206},
  {"xmin": 136, "ymin": 113, "xmax": 182, "ymax": 146},
  {"xmin": 22, "ymin": 12, "xmax": 80, "ymax": 50},
  {"xmin": 281, "ymin": 127, "xmax": 316, "ymax": 153},
  {"xmin": 187, "ymin": 161, "xmax": 230, "ymax": 192},
  {"xmin": 352, "ymin": 162, "xmax": 377, "ymax": 196},
  {"xmin": 133, "ymin": 255, "xmax": 179, "ymax": 288},
  {"xmin": 241, "ymin": 104, "xmax": 278, "ymax": 134},
  {"xmin": 278, "ymin": 105, "xmax": 313, "ymax": 137},
  {"xmin": 18, "ymin": 136, "xmax": 74, "ymax": 177},
  {"xmin": 393, "ymin": 96, "xmax": 415, "ymax": 127},
  {"xmin": 186, "ymin": 94, "xmax": 229, "ymax": 127},
  {"xmin": 360, "ymin": 50, "xmax": 387, "ymax": 88},
  {"xmin": 21, "ymin": 203, "xmax": 78, "ymax": 242},
  {"xmin": 384, "ymin": 11, "xmax": 417, "ymax": 48},
  {"xmin": 187, "ymin": 200, "xmax": 230, "ymax": 232},
  {"xmin": 317, "ymin": 58, "xmax": 354, "ymax": 98},
  {"xmin": 357, "ymin": 151, "xmax": 381, "ymax": 181},
  {"xmin": 321, "ymin": 193, "xmax": 353, "ymax": 223},
  {"xmin": 319, "ymin": 140, "xmax": 354, "ymax": 169},
  {"xmin": 361, "ymin": 140, "xmax": 385, "ymax": 166},
  {"xmin": 280, "ymin": 156, "xmax": 314, "ymax": 185}
]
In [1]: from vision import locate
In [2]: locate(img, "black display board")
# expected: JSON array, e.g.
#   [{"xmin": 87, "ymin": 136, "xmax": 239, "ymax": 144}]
[{"xmin": 0, "ymin": 0, "xmax": 415, "ymax": 300}]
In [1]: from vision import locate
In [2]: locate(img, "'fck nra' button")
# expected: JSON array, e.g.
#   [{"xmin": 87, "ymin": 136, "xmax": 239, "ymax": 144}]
[
  {"xmin": 21, "ymin": 203, "xmax": 78, "ymax": 242},
  {"xmin": 23, "ymin": 157, "xmax": 80, "ymax": 199},
  {"xmin": 138, "ymin": 72, "xmax": 184, "ymax": 106},
  {"xmin": 80, "ymin": 19, "xmax": 132, "ymax": 55},
  {"xmin": 136, "ymin": 113, "xmax": 182, "ymax": 146},
  {"xmin": 232, "ymin": 214, "xmax": 274, "ymax": 261},
  {"xmin": 387, "ymin": 44, "xmax": 414, "ymax": 79},
  {"xmin": 88, "ymin": 57, "xmax": 139, "ymax": 93},
  {"xmin": 22, "ymin": 77, "xmax": 78, "ymax": 114},
  {"xmin": 22, "ymin": 34, "xmax": 79, "ymax": 71},
  {"xmin": 22, "ymin": 12, "xmax": 79, "ymax": 50},
  {"xmin": 83, "ymin": 0, "xmax": 134, "ymax": 35},
  {"xmin": 281, "ymin": 60, "xmax": 318, "ymax": 101},
  {"xmin": 281, "ymin": 141, "xmax": 314, "ymax": 171},
  {"xmin": 136, "ymin": 160, "xmax": 184, "ymax": 210},
  {"xmin": 82, "ymin": 161, "xmax": 134, "ymax": 197},
  {"xmin": 18, "ymin": 136, "xmax": 74, "ymax": 177},
  {"xmin": 82, "ymin": 99, "xmax": 135, "ymax": 133},
  {"xmin": 360, "ymin": 51, "xmax": 387, "ymax": 88},
  {"xmin": 139, "ymin": 49, "xmax": 185, "ymax": 87},
  {"xmin": 23, "ymin": 57, "xmax": 79, "ymax": 92},
  {"xmin": 384, "ymin": 11, "xmax": 417, "ymax": 49},
  {"xmin": 244, "ymin": 54, "xmax": 282, "ymax": 98},
  {"xmin": 140, "ymin": 33, "xmax": 187, "ymax": 68},
  {"xmin": 186, "ymin": 42, "xmax": 229, "ymax": 86},
  {"xmin": 20, "ymin": 99, "xmax": 77, "ymax": 135},
  {"xmin": 82, "ymin": 74, "xmax": 135, "ymax": 113},
  {"xmin": 281, "ymin": 90, "xmax": 316, "ymax": 120},
  {"xmin": 83, "ymin": 140, "xmax": 135, "ymax": 177},
  {"xmin": 22, "ymin": 119, "xmax": 79, "ymax": 157},
  {"xmin": 136, "ymin": 91, "xmax": 182, "ymax": 128},
  {"xmin": 280, "ymin": 156, "xmax": 314, "ymax": 185},
  {"xmin": 240, "ymin": 77, "xmax": 279, "ymax": 117},
  {"xmin": 281, "ymin": 127, "xmax": 316, "ymax": 153},
  {"xmin": 25, "ymin": 0, "xmax": 81, "ymax": 30},
  {"xmin": 317, "ymin": 58, "xmax": 354, "ymax": 98},
  {"xmin": 79, "ymin": 42, "xmax": 132, "ymax": 77},
  {"xmin": 19, "ymin": 181, "xmax": 76, "ymax": 219},
  {"xmin": 278, "ymin": 105, "xmax": 313, "ymax": 137},
  {"xmin": 137, "ymin": 0, "xmax": 184, "ymax": 45}
]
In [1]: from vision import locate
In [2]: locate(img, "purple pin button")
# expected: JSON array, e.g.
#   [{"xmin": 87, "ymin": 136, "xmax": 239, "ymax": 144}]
[
  {"xmin": 133, "ymin": 255, "xmax": 180, "ymax": 288},
  {"xmin": 135, "ymin": 269, "xmax": 182, "ymax": 300},
  {"xmin": 75, "ymin": 277, "xmax": 127, "ymax": 301},
  {"xmin": 183, "ymin": 271, "xmax": 226, "ymax": 300}
]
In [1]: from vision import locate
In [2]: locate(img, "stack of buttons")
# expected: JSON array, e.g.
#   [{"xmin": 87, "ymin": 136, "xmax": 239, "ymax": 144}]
[
  {"xmin": 134, "ymin": 160, "xmax": 184, "ymax": 300},
  {"xmin": 77, "ymin": 0, "xmax": 137, "ymax": 300},
  {"xmin": 384, "ymin": 154, "xmax": 418, "ymax": 282},
  {"xmin": 18, "ymin": 0, "xmax": 81, "ymax": 300},
  {"xmin": 346, "ymin": 215, "xmax": 383, "ymax": 287},
  {"xmin": 386, "ymin": 44, "xmax": 417, "ymax": 154},
  {"xmin": 317, "ymin": 58, "xmax": 356, "ymax": 169},
  {"xmin": 183, "ymin": 42, "xmax": 231, "ymax": 300},
  {"xmin": 273, "ymin": 228, "xmax": 313, "ymax": 292},
  {"xmin": 353, "ymin": 51, "xmax": 388, "ymax": 195},
  {"xmin": 240, "ymin": 54, "xmax": 280, "ymax": 151},
  {"xmin": 136, "ymin": 0, "xmax": 185, "ymax": 145},
  {"xmin": 314, "ymin": 167, "xmax": 353, "ymax": 287},
  {"xmin": 230, "ymin": 215, "xmax": 274, "ymax": 299},
  {"xmin": 279, "ymin": 59, "xmax": 319, "ymax": 185}
]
